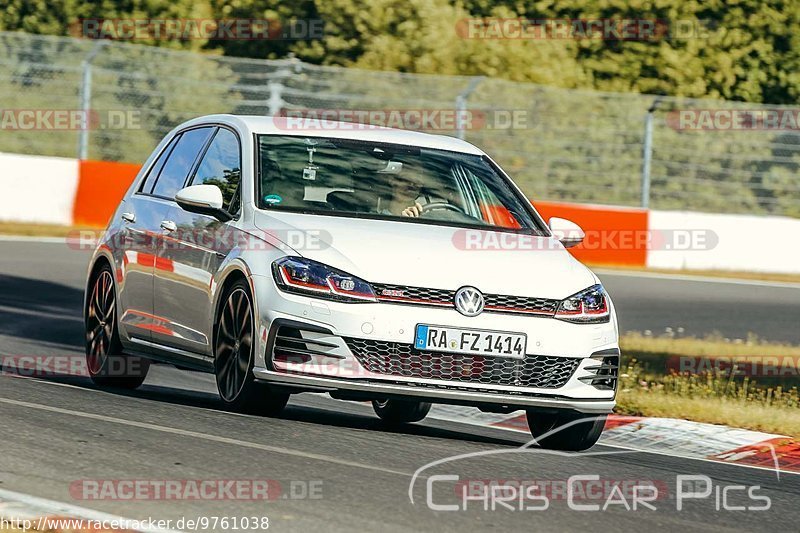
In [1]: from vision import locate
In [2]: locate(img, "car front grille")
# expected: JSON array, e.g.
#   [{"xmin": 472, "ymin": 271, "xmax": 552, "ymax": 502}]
[
  {"xmin": 370, "ymin": 283, "xmax": 559, "ymax": 316},
  {"xmin": 484, "ymin": 294, "xmax": 559, "ymax": 314},
  {"xmin": 345, "ymin": 338, "xmax": 579, "ymax": 389},
  {"xmin": 371, "ymin": 283, "xmax": 454, "ymax": 306}
]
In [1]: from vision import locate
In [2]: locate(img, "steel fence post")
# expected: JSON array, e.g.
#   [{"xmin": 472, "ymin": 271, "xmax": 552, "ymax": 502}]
[
  {"xmin": 456, "ymin": 76, "xmax": 484, "ymax": 140},
  {"xmin": 267, "ymin": 56, "xmax": 301, "ymax": 116},
  {"xmin": 640, "ymin": 96, "xmax": 663, "ymax": 209},
  {"xmin": 77, "ymin": 41, "xmax": 107, "ymax": 160},
  {"xmin": 267, "ymin": 77, "xmax": 285, "ymax": 116}
]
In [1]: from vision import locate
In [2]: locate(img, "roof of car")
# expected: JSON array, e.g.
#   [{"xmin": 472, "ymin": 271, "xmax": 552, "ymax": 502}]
[{"xmin": 178, "ymin": 114, "xmax": 486, "ymax": 156}]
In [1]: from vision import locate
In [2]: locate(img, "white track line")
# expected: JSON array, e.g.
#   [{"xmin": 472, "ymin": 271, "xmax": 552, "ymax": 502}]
[
  {"xmin": 0, "ymin": 396, "xmax": 413, "ymax": 478},
  {"xmin": 0, "ymin": 487, "xmax": 182, "ymax": 533}
]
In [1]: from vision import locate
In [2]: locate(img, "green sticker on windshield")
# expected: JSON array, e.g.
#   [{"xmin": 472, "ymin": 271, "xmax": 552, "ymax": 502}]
[{"xmin": 263, "ymin": 194, "xmax": 282, "ymax": 205}]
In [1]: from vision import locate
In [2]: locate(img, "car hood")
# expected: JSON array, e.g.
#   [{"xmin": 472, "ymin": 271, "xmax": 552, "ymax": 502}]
[{"xmin": 254, "ymin": 211, "xmax": 597, "ymax": 300}]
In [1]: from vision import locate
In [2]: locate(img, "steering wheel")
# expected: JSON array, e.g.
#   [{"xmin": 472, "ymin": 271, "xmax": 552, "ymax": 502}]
[{"xmin": 420, "ymin": 201, "xmax": 464, "ymax": 215}]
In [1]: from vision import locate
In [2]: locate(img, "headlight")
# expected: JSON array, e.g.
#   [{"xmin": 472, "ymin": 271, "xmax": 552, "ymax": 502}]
[
  {"xmin": 272, "ymin": 256, "xmax": 377, "ymax": 302},
  {"xmin": 555, "ymin": 284, "xmax": 610, "ymax": 323}
]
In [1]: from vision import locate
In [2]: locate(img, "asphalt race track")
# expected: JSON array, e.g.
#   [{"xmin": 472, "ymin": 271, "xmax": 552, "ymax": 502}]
[
  {"xmin": 597, "ymin": 269, "xmax": 800, "ymax": 344},
  {"xmin": 1, "ymin": 238, "xmax": 799, "ymax": 531}
]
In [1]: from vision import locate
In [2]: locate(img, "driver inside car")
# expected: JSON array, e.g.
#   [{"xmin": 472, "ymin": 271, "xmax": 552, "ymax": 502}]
[
  {"xmin": 391, "ymin": 173, "xmax": 425, "ymax": 217},
  {"xmin": 390, "ymin": 174, "xmax": 464, "ymax": 218},
  {"xmin": 381, "ymin": 169, "xmax": 444, "ymax": 217}
]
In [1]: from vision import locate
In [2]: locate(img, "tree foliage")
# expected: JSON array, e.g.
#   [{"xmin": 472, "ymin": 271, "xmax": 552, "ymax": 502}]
[{"xmin": 2, "ymin": 0, "xmax": 799, "ymax": 103}]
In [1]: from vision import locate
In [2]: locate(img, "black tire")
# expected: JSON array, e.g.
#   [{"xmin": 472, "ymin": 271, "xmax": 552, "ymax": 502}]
[
  {"xmin": 214, "ymin": 279, "xmax": 289, "ymax": 416},
  {"xmin": 372, "ymin": 399, "xmax": 432, "ymax": 424},
  {"xmin": 85, "ymin": 265, "xmax": 150, "ymax": 389},
  {"xmin": 526, "ymin": 409, "xmax": 606, "ymax": 451}
]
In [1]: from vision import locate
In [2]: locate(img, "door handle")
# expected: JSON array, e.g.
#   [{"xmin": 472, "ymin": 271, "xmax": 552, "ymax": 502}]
[
  {"xmin": 121, "ymin": 212, "xmax": 135, "ymax": 223},
  {"xmin": 160, "ymin": 220, "xmax": 177, "ymax": 232}
]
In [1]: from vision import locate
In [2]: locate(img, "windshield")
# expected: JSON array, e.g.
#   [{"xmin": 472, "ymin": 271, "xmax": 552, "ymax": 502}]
[{"xmin": 256, "ymin": 134, "xmax": 543, "ymax": 232}]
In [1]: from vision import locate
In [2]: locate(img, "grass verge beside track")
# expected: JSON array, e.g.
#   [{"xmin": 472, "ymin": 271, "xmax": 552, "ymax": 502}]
[
  {"xmin": 618, "ymin": 333, "xmax": 800, "ymax": 437},
  {"xmin": 0, "ymin": 223, "xmax": 94, "ymax": 238}
]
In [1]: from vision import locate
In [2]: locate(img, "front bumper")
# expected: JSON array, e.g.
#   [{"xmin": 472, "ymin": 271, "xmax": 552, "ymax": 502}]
[
  {"xmin": 253, "ymin": 368, "xmax": 615, "ymax": 413},
  {"xmin": 251, "ymin": 274, "xmax": 619, "ymax": 413}
]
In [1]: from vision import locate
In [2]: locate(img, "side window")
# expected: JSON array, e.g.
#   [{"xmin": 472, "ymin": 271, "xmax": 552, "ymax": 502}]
[
  {"xmin": 190, "ymin": 128, "xmax": 241, "ymax": 213},
  {"xmin": 151, "ymin": 127, "xmax": 214, "ymax": 199},
  {"xmin": 458, "ymin": 163, "xmax": 522, "ymax": 229},
  {"xmin": 140, "ymin": 135, "xmax": 179, "ymax": 194}
]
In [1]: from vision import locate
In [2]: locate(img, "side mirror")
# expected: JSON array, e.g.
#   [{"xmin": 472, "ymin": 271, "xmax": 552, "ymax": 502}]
[
  {"xmin": 175, "ymin": 185, "xmax": 231, "ymax": 221},
  {"xmin": 549, "ymin": 217, "xmax": 585, "ymax": 248}
]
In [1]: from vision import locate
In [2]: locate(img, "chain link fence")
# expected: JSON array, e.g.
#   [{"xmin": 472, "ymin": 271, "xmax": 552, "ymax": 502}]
[{"xmin": 1, "ymin": 31, "xmax": 799, "ymax": 216}]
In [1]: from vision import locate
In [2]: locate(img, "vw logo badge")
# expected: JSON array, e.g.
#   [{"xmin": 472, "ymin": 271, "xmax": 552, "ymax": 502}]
[{"xmin": 454, "ymin": 286, "xmax": 485, "ymax": 317}]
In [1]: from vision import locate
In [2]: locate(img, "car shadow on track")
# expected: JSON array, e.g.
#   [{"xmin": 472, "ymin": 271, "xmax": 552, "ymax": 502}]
[
  {"xmin": 128, "ymin": 382, "xmax": 526, "ymax": 447},
  {"xmin": 25, "ymin": 369, "xmax": 525, "ymax": 448},
  {"xmin": 279, "ymin": 403, "xmax": 527, "ymax": 447},
  {"xmin": 0, "ymin": 273, "xmax": 85, "ymax": 350}
]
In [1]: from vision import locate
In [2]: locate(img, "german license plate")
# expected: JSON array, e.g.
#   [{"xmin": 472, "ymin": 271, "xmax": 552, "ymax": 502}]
[{"xmin": 414, "ymin": 324, "xmax": 526, "ymax": 358}]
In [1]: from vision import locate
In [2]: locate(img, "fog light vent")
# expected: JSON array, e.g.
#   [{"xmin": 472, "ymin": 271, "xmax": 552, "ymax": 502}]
[
  {"xmin": 271, "ymin": 325, "xmax": 341, "ymax": 364},
  {"xmin": 578, "ymin": 349, "xmax": 619, "ymax": 391}
]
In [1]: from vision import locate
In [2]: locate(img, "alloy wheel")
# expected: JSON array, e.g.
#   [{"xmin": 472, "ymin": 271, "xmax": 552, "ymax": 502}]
[
  {"xmin": 86, "ymin": 270, "xmax": 115, "ymax": 374},
  {"xmin": 215, "ymin": 287, "xmax": 253, "ymax": 402}
]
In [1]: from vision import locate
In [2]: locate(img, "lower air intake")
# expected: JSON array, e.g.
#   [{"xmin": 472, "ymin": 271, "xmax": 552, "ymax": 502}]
[{"xmin": 345, "ymin": 338, "xmax": 579, "ymax": 389}]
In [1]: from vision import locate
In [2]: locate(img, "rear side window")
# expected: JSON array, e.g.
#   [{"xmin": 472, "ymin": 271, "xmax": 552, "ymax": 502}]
[
  {"xmin": 190, "ymin": 128, "xmax": 241, "ymax": 213},
  {"xmin": 151, "ymin": 127, "xmax": 214, "ymax": 199}
]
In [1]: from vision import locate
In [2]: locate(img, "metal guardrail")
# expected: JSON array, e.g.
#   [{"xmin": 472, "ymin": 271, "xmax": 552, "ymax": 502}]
[{"xmin": 0, "ymin": 31, "xmax": 798, "ymax": 216}]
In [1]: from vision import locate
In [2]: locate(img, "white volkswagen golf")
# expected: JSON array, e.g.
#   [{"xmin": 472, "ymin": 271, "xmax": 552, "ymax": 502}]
[{"xmin": 84, "ymin": 114, "xmax": 619, "ymax": 451}]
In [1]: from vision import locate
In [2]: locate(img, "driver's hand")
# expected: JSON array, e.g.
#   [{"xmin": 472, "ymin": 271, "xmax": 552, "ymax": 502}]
[{"xmin": 401, "ymin": 202, "xmax": 423, "ymax": 217}]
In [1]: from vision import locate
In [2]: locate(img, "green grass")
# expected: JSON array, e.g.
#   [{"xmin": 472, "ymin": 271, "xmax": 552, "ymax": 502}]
[
  {"xmin": 618, "ymin": 333, "xmax": 800, "ymax": 437},
  {"xmin": 621, "ymin": 331, "xmax": 800, "ymax": 357},
  {"xmin": 0, "ymin": 222, "xmax": 96, "ymax": 237}
]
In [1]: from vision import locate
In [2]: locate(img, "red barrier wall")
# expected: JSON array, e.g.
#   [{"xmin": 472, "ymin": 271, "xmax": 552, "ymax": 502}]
[
  {"xmin": 73, "ymin": 161, "xmax": 141, "ymax": 227},
  {"xmin": 533, "ymin": 201, "xmax": 648, "ymax": 267}
]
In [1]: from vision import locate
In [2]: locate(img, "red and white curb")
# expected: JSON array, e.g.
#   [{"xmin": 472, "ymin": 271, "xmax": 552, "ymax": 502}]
[
  {"xmin": 427, "ymin": 405, "xmax": 800, "ymax": 475},
  {"xmin": 0, "ymin": 487, "xmax": 179, "ymax": 533}
]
